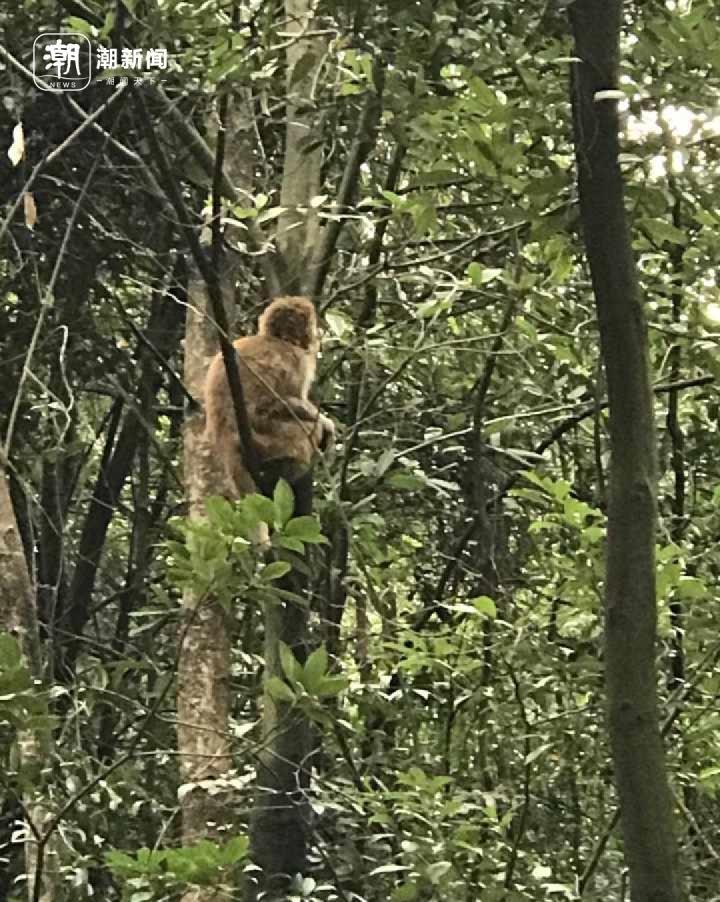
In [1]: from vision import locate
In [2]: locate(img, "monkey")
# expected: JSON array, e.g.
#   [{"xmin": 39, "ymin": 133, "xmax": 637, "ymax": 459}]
[{"xmin": 204, "ymin": 295, "xmax": 335, "ymax": 499}]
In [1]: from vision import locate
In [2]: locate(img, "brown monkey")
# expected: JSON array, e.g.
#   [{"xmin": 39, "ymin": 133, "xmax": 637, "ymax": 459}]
[{"xmin": 204, "ymin": 295, "xmax": 335, "ymax": 498}]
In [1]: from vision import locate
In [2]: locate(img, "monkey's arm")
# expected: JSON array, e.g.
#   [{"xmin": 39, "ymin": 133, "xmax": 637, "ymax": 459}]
[
  {"xmin": 285, "ymin": 396, "xmax": 321, "ymax": 421},
  {"xmin": 286, "ymin": 399, "xmax": 335, "ymax": 448},
  {"xmin": 259, "ymin": 396, "xmax": 331, "ymax": 432},
  {"xmin": 263, "ymin": 396, "xmax": 335, "ymax": 455}
]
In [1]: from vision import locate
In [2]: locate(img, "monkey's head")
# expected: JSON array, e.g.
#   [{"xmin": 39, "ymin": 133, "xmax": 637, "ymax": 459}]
[{"xmin": 258, "ymin": 296, "xmax": 320, "ymax": 351}]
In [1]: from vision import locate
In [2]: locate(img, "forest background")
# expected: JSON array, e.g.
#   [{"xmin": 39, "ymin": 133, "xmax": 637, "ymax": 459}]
[{"xmin": 1, "ymin": 1, "xmax": 719, "ymax": 901}]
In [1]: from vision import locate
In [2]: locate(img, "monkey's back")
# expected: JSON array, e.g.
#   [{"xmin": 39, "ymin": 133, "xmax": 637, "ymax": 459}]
[
  {"xmin": 204, "ymin": 333, "xmax": 318, "ymax": 465},
  {"xmin": 203, "ymin": 311, "xmax": 328, "ymax": 497},
  {"xmin": 234, "ymin": 334, "xmax": 312, "ymax": 412}
]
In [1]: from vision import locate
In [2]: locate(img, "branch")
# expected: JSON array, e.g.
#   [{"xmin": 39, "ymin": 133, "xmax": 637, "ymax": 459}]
[
  {"xmin": 115, "ymin": 296, "xmax": 196, "ymax": 410},
  {"xmin": 357, "ymin": 143, "xmax": 406, "ymax": 325},
  {"xmin": 2, "ymin": 132, "xmax": 109, "ymax": 455},
  {"xmin": 308, "ymin": 74, "xmax": 384, "ymax": 297},
  {"xmin": 429, "ymin": 373, "xmax": 715, "ymax": 617},
  {"xmin": 150, "ymin": 86, "xmax": 287, "ymax": 294},
  {"xmin": 133, "ymin": 91, "xmax": 262, "ymax": 486}
]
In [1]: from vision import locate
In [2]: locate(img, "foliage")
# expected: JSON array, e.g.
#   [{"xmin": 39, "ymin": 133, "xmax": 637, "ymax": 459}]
[
  {"xmin": 105, "ymin": 836, "xmax": 249, "ymax": 900},
  {"xmin": 1, "ymin": 0, "xmax": 720, "ymax": 899},
  {"xmin": 266, "ymin": 642, "xmax": 348, "ymax": 714},
  {"xmin": 166, "ymin": 482, "xmax": 327, "ymax": 606},
  {"xmin": 0, "ymin": 634, "xmax": 52, "ymax": 737}
]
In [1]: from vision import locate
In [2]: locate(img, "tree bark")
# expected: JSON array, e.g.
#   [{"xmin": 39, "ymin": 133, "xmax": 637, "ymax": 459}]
[
  {"xmin": 569, "ymin": 3, "xmax": 684, "ymax": 901},
  {"xmin": 247, "ymin": 1, "xmax": 327, "ymax": 893},
  {"xmin": 177, "ymin": 273, "xmax": 234, "ymax": 902},
  {"xmin": 249, "ymin": 508, "xmax": 312, "ymax": 899},
  {"xmin": 0, "ymin": 468, "xmax": 58, "ymax": 902},
  {"xmin": 278, "ymin": 0, "xmax": 325, "ymax": 292}
]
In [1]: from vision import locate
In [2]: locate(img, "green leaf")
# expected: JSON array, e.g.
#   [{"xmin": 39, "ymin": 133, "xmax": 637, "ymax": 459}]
[
  {"xmin": 677, "ymin": 577, "xmax": 705, "ymax": 600},
  {"xmin": 582, "ymin": 525, "xmax": 605, "ymax": 544},
  {"xmin": 99, "ymin": 9, "xmax": 116, "ymax": 39},
  {"xmin": 471, "ymin": 596, "xmax": 497, "ymax": 618},
  {"xmin": 643, "ymin": 218, "xmax": 687, "ymax": 246},
  {"xmin": 205, "ymin": 495, "xmax": 233, "ymax": 523},
  {"xmin": 469, "ymin": 76, "xmax": 500, "ymax": 108},
  {"xmin": 700, "ymin": 766, "xmax": 720, "ymax": 784},
  {"xmin": 64, "ymin": 16, "xmax": 94, "ymax": 34},
  {"xmin": 279, "ymin": 641, "xmax": 302, "ymax": 685},
  {"xmin": 243, "ymin": 493, "xmax": 276, "ymax": 525},
  {"xmin": 260, "ymin": 561, "xmax": 291, "ymax": 582},
  {"xmin": 369, "ymin": 863, "xmax": 410, "ymax": 876},
  {"xmin": 266, "ymin": 676, "xmax": 296, "ymax": 704},
  {"xmin": 276, "ymin": 537, "xmax": 305, "ymax": 553},
  {"xmin": 392, "ymin": 883, "xmax": 418, "ymax": 902},
  {"xmin": 657, "ymin": 562, "xmax": 682, "ymax": 599},
  {"xmin": 285, "ymin": 515, "xmax": 324, "ymax": 542},
  {"xmin": 0, "ymin": 634, "xmax": 22, "ymax": 669},
  {"xmin": 257, "ymin": 206, "xmax": 287, "ymax": 225},
  {"xmin": 274, "ymin": 480, "xmax": 295, "ymax": 525},
  {"xmin": 228, "ymin": 206, "xmax": 258, "ymax": 220},
  {"xmin": 302, "ymin": 646, "xmax": 329, "ymax": 692},
  {"xmin": 220, "ymin": 835, "xmax": 249, "ymax": 864},
  {"xmin": 467, "ymin": 262, "xmax": 503, "ymax": 286},
  {"xmin": 315, "ymin": 675, "xmax": 348, "ymax": 698},
  {"xmin": 388, "ymin": 471, "xmax": 427, "ymax": 491},
  {"xmin": 426, "ymin": 861, "xmax": 452, "ymax": 884},
  {"xmin": 525, "ymin": 742, "xmax": 553, "ymax": 765},
  {"xmin": 417, "ymin": 296, "xmax": 452, "ymax": 318},
  {"xmin": 208, "ymin": 56, "xmax": 242, "ymax": 83}
]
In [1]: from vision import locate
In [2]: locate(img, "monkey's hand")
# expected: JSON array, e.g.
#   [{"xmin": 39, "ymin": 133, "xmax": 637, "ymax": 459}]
[
  {"xmin": 285, "ymin": 397, "xmax": 321, "ymax": 423},
  {"xmin": 284, "ymin": 398, "xmax": 335, "ymax": 454},
  {"xmin": 318, "ymin": 413, "xmax": 336, "ymax": 455}
]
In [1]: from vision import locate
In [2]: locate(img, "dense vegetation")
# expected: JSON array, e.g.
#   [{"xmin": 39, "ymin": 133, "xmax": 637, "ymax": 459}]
[{"xmin": 1, "ymin": 1, "xmax": 719, "ymax": 900}]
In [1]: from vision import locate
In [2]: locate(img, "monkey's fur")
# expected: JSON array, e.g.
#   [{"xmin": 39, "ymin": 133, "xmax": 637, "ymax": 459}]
[{"xmin": 204, "ymin": 296, "xmax": 335, "ymax": 497}]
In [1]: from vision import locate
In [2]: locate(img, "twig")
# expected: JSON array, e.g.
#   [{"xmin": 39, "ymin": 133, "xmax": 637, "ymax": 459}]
[
  {"xmin": 115, "ymin": 298, "xmax": 196, "ymax": 409},
  {"xmin": 133, "ymin": 90, "xmax": 262, "ymax": 485},
  {"xmin": 3, "ymin": 144, "xmax": 107, "ymax": 456},
  {"xmin": 432, "ymin": 373, "xmax": 715, "ymax": 613},
  {"xmin": 308, "ymin": 72, "xmax": 383, "ymax": 297}
]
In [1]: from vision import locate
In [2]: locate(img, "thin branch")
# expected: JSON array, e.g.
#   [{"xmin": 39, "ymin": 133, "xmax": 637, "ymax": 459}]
[
  {"xmin": 115, "ymin": 297, "xmax": 196, "ymax": 409},
  {"xmin": 133, "ymin": 90, "xmax": 262, "ymax": 485},
  {"xmin": 431, "ymin": 374, "xmax": 715, "ymax": 614},
  {"xmin": 357, "ymin": 143, "xmax": 406, "ymax": 325},
  {"xmin": 503, "ymin": 661, "xmax": 532, "ymax": 890},
  {"xmin": 579, "ymin": 639, "xmax": 720, "ymax": 894},
  {"xmin": 151, "ymin": 85, "xmax": 286, "ymax": 294},
  {"xmin": 308, "ymin": 75, "xmax": 384, "ymax": 297},
  {"xmin": 3, "ymin": 146, "xmax": 106, "ymax": 456}
]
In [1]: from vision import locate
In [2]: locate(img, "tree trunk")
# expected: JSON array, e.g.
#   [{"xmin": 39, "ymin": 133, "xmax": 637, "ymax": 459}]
[
  {"xmin": 278, "ymin": 0, "xmax": 324, "ymax": 292},
  {"xmin": 0, "ymin": 469, "xmax": 58, "ymax": 902},
  {"xmin": 247, "ymin": 1, "xmax": 326, "ymax": 896},
  {"xmin": 249, "ymin": 493, "xmax": 312, "ymax": 898},
  {"xmin": 569, "ymin": 4, "xmax": 684, "ymax": 901},
  {"xmin": 177, "ymin": 273, "xmax": 234, "ymax": 902}
]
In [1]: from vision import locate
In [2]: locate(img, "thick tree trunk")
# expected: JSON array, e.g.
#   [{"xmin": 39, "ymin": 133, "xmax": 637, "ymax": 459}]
[
  {"xmin": 177, "ymin": 275, "xmax": 234, "ymax": 902},
  {"xmin": 278, "ymin": 0, "xmax": 324, "ymax": 293},
  {"xmin": 171, "ymin": 84, "xmax": 262, "ymax": 901},
  {"xmin": 0, "ymin": 469, "xmax": 58, "ymax": 902},
  {"xmin": 249, "ymin": 491, "xmax": 312, "ymax": 899},
  {"xmin": 569, "ymin": 4, "xmax": 684, "ymax": 901},
  {"xmin": 247, "ymin": 1, "xmax": 326, "ymax": 895}
]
